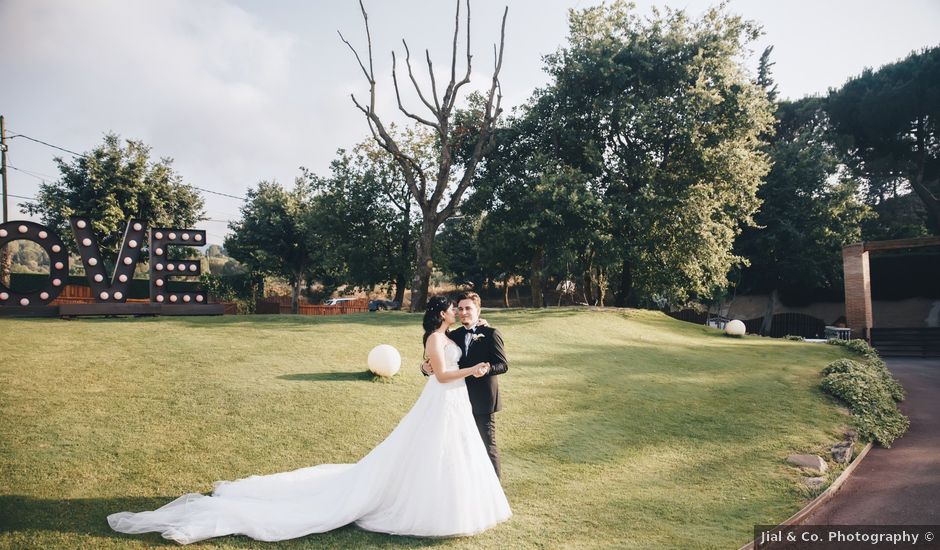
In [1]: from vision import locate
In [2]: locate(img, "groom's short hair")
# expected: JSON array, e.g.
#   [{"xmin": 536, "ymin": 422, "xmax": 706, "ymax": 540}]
[{"xmin": 457, "ymin": 291, "xmax": 481, "ymax": 309}]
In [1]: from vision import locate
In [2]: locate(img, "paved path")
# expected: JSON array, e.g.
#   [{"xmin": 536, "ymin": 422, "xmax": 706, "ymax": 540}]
[{"xmin": 801, "ymin": 358, "xmax": 940, "ymax": 524}]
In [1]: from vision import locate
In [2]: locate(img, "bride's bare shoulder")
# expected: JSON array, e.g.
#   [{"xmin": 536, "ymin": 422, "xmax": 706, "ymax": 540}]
[{"xmin": 426, "ymin": 332, "xmax": 447, "ymax": 345}]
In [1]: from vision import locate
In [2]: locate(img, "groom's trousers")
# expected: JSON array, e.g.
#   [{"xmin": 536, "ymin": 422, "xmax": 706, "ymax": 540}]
[{"xmin": 474, "ymin": 413, "xmax": 501, "ymax": 479}]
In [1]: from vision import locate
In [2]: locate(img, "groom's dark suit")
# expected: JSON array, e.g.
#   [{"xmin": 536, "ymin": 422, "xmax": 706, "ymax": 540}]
[{"xmin": 448, "ymin": 325, "xmax": 508, "ymax": 478}]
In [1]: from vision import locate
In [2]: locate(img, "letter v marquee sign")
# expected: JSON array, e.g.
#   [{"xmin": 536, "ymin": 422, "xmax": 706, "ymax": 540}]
[{"xmin": 0, "ymin": 217, "xmax": 222, "ymax": 317}]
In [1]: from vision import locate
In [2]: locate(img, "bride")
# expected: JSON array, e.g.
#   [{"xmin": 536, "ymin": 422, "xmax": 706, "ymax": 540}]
[{"xmin": 107, "ymin": 296, "xmax": 511, "ymax": 544}]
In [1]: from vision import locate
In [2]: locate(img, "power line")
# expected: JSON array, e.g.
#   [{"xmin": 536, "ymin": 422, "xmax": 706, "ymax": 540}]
[
  {"xmin": 8, "ymin": 132, "xmax": 247, "ymax": 201},
  {"xmin": 196, "ymin": 187, "xmax": 244, "ymax": 200},
  {"xmin": 8, "ymin": 164, "xmax": 50, "ymax": 182},
  {"xmin": 8, "ymin": 133, "xmax": 87, "ymax": 159},
  {"xmin": 9, "ymin": 193, "xmax": 37, "ymax": 202}
]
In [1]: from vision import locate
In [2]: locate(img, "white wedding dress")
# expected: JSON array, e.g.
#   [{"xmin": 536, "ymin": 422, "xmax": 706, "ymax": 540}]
[{"xmin": 107, "ymin": 341, "xmax": 511, "ymax": 544}]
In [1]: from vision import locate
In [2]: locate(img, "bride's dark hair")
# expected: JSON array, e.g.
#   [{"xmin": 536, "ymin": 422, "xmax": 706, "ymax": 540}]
[{"xmin": 423, "ymin": 295, "xmax": 454, "ymax": 347}]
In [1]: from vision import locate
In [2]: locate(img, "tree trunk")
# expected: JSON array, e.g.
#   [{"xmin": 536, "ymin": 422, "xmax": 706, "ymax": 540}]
[
  {"xmin": 394, "ymin": 209, "xmax": 411, "ymax": 305},
  {"xmin": 0, "ymin": 244, "xmax": 11, "ymax": 288},
  {"xmin": 910, "ymin": 175, "xmax": 940, "ymax": 233},
  {"xmin": 760, "ymin": 288, "xmax": 778, "ymax": 336},
  {"xmin": 410, "ymin": 219, "xmax": 437, "ymax": 312},
  {"xmin": 530, "ymin": 246, "xmax": 545, "ymax": 308},
  {"xmin": 503, "ymin": 273, "xmax": 511, "ymax": 308},
  {"xmin": 291, "ymin": 272, "xmax": 302, "ymax": 315},
  {"xmin": 597, "ymin": 266, "xmax": 607, "ymax": 307},
  {"xmin": 911, "ymin": 117, "xmax": 940, "ymax": 233},
  {"xmin": 393, "ymin": 274, "xmax": 406, "ymax": 305},
  {"xmin": 615, "ymin": 257, "xmax": 633, "ymax": 308},
  {"xmin": 583, "ymin": 269, "xmax": 594, "ymax": 305}
]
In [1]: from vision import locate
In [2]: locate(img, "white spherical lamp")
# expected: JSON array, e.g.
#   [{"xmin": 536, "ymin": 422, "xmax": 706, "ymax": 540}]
[
  {"xmin": 725, "ymin": 319, "xmax": 746, "ymax": 337},
  {"xmin": 368, "ymin": 344, "xmax": 401, "ymax": 377}
]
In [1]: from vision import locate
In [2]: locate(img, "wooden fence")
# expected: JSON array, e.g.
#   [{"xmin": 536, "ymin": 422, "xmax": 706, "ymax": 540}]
[
  {"xmin": 48, "ymin": 284, "xmax": 238, "ymax": 313},
  {"xmin": 256, "ymin": 296, "xmax": 370, "ymax": 315},
  {"xmin": 39, "ymin": 285, "xmax": 369, "ymax": 316}
]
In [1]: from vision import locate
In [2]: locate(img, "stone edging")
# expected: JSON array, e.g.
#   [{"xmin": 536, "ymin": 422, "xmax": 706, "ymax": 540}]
[{"xmin": 737, "ymin": 442, "xmax": 874, "ymax": 550}]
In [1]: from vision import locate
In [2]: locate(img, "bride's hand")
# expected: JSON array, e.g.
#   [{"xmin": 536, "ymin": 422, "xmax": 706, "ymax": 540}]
[
  {"xmin": 472, "ymin": 362, "xmax": 490, "ymax": 377},
  {"xmin": 476, "ymin": 318, "xmax": 490, "ymax": 328}
]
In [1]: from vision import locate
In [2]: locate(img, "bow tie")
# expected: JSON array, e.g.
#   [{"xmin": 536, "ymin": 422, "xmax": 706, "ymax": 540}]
[{"xmin": 467, "ymin": 327, "xmax": 476, "ymax": 334}]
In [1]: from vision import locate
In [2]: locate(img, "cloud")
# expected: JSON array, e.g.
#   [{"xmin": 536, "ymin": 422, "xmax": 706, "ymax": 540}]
[{"xmin": 1, "ymin": 0, "xmax": 300, "ymax": 200}]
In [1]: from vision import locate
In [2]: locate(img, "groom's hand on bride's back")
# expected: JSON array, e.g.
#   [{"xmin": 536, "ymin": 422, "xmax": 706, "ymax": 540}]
[{"xmin": 420, "ymin": 359, "xmax": 433, "ymax": 376}]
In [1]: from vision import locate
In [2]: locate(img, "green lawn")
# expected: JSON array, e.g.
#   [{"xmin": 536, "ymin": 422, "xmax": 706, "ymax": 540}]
[{"xmin": 0, "ymin": 308, "xmax": 854, "ymax": 549}]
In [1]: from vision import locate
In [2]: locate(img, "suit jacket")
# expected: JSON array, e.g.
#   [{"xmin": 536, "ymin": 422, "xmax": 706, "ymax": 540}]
[{"xmin": 447, "ymin": 325, "xmax": 508, "ymax": 415}]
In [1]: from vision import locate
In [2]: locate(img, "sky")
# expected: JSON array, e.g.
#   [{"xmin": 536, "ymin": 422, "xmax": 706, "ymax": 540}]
[{"xmin": 2, "ymin": 0, "xmax": 939, "ymax": 246}]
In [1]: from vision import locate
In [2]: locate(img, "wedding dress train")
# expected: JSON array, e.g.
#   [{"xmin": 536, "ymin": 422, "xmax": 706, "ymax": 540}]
[{"xmin": 107, "ymin": 341, "xmax": 511, "ymax": 544}]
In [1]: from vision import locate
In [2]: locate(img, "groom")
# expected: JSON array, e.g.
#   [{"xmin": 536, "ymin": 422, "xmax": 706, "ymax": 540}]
[{"xmin": 423, "ymin": 291, "xmax": 508, "ymax": 478}]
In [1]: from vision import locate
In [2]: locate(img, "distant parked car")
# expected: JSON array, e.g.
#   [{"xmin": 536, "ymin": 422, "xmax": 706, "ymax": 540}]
[
  {"xmin": 368, "ymin": 299, "xmax": 401, "ymax": 312},
  {"xmin": 324, "ymin": 297, "xmax": 357, "ymax": 306}
]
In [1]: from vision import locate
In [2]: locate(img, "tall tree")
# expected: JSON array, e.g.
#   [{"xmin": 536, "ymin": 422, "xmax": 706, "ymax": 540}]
[
  {"xmin": 527, "ymin": 1, "xmax": 775, "ymax": 306},
  {"xmin": 303, "ymin": 129, "xmax": 427, "ymax": 303},
  {"xmin": 826, "ymin": 46, "xmax": 940, "ymax": 234},
  {"xmin": 24, "ymin": 133, "xmax": 205, "ymax": 261},
  {"xmin": 339, "ymin": 0, "xmax": 507, "ymax": 311},
  {"xmin": 736, "ymin": 99, "xmax": 869, "ymax": 332},
  {"xmin": 225, "ymin": 180, "xmax": 327, "ymax": 314}
]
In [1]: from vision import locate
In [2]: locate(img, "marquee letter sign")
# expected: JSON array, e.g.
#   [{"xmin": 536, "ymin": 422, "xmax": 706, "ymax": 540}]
[
  {"xmin": 0, "ymin": 221, "xmax": 70, "ymax": 306},
  {"xmin": 0, "ymin": 217, "xmax": 221, "ymax": 317}
]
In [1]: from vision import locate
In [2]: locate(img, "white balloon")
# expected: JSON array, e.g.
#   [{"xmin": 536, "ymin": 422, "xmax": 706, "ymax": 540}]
[
  {"xmin": 368, "ymin": 344, "xmax": 402, "ymax": 377},
  {"xmin": 725, "ymin": 319, "xmax": 746, "ymax": 337}
]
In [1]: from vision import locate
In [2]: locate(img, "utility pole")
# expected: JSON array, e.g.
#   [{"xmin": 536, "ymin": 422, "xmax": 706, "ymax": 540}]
[
  {"xmin": 1, "ymin": 115, "xmax": 7, "ymax": 223},
  {"xmin": 1, "ymin": 115, "xmax": 11, "ymax": 287}
]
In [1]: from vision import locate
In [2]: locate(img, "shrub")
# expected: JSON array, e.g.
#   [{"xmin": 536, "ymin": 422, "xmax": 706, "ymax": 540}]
[
  {"xmin": 784, "ymin": 335, "xmax": 805, "ymax": 341},
  {"xmin": 820, "ymin": 353, "xmax": 909, "ymax": 447},
  {"xmin": 822, "ymin": 358, "xmax": 905, "ymax": 401},
  {"xmin": 826, "ymin": 338, "xmax": 878, "ymax": 359}
]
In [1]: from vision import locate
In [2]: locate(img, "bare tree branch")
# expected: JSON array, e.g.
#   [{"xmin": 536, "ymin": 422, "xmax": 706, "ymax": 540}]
[
  {"xmin": 400, "ymin": 40, "xmax": 440, "ymax": 117},
  {"xmin": 440, "ymin": 5, "xmax": 508, "ymax": 220},
  {"xmin": 392, "ymin": 51, "xmax": 441, "ymax": 128},
  {"xmin": 448, "ymin": 0, "xmax": 474, "ymax": 110},
  {"xmin": 425, "ymin": 50, "xmax": 442, "ymax": 113},
  {"xmin": 341, "ymin": 1, "xmax": 431, "ymax": 208},
  {"xmin": 337, "ymin": 31, "xmax": 373, "ymax": 85},
  {"xmin": 341, "ymin": 0, "xmax": 510, "ymax": 304}
]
